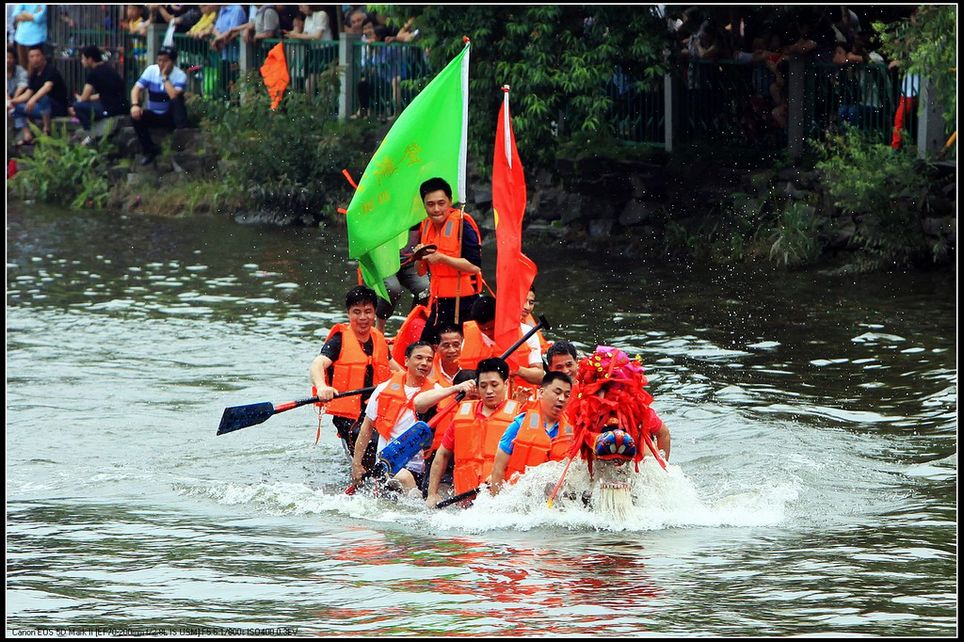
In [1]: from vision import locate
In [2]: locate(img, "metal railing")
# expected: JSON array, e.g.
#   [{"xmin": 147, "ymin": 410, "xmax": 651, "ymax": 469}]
[
  {"xmin": 607, "ymin": 68, "xmax": 664, "ymax": 144},
  {"xmin": 349, "ymin": 41, "xmax": 432, "ymax": 120},
  {"xmin": 170, "ymin": 33, "xmax": 239, "ymax": 99},
  {"xmin": 252, "ymin": 38, "xmax": 339, "ymax": 100},
  {"xmin": 805, "ymin": 62, "xmax": 916, "ymax": 146},
  {"xmin": 674, "ymin": 59, "xmax": 789, "ymax": 150}
]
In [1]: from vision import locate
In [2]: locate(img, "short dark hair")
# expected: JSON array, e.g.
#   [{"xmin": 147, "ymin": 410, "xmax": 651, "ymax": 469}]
[
  {"xmin": 7, "ymin": 45, "xmax": 17, "ymax": 58},
  {"xmin": 476, "ymin": 358, "xmax": 509, "ymax": 382},
  {"xmin": 157, "ymin": 45, "xmax": 178, "ymax": 61},
  {"xmin": 345, "ymin": 285, "xmax": 378, "ymax": 310},
  {"xmin": 542, "ymin": 371, "xmax": 572, "ymax": 388},
  {"xmin": 27, "ymin": 44, "xmax": 44, "ymax": 54},
  {"xmin": 81, "ymin": 45, "xmax": 103, "ymax": 62},
  {"xmin": 419, "ymin": 177, "xmax": 452, "ymax": 201},
  {"xmin": 470, "ymin": 296, "xmax": 497, "ymax": 325},
  {"xmin": 452, "ymin": 369, "xmax": 476, "ymax": 385},
  {"xmin": 435, "ymin": 324, "xmax": 463, "ymax": 340},
  {"xmin": 405, "ymin": 340, "xmax": 434, "ymax": 359},
  {"xmin": 546, "ymin": 340, "xmax": 578, "ymax": 365}
]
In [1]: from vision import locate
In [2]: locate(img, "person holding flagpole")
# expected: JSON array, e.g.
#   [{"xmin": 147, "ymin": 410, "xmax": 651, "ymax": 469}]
[{"xmin": 413, "ymin": 176, "xmax": 485, "ymax": 342}]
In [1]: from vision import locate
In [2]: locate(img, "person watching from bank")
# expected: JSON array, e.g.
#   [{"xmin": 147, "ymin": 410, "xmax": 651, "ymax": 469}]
[
  {"xmin": 424, "ymin": 358, "xmax": 521, "ymax": 508},
  {"xmin": 6, "ymin": 45, "xmax": 29, "ymax": 137},
  {"xmin": 8, "ymin": 44, "xmax": 66, "ymax": 145},
  {"xmin": 489, "ymin": 371, "xmax": 574, "ymax": 495},
  {"xmin": 413, "ymin": 177, "xmax": 484, "ymax": 341},
  {"xmin": 351, "ymin": 341, "xmax": 437, "ymax": 494},
  {"xmin": 70, "ymin": 45, "xmax": 128, "ymax": 139},
  {"xmin": 129, "ymin": 45, "xmax": 186, "ymax": 165},
  {"xmin": 310, "ymin": 285, "xmax": 397, "ymax": 465}
]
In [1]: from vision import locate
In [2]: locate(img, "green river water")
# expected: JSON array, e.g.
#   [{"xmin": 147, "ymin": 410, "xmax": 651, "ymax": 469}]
[{"xmin": 6, "ymin": 202, "xmax": 957, "ymax": 636}]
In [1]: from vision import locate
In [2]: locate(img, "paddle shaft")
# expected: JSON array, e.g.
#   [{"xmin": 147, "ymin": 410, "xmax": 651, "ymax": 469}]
[
  {"xmin": 436, "ymin": 487, "xmax": 479, "ymax": 509},
  {"xmin": 278, "ymin": 386, "xmax": 375, "ymax": 412}
]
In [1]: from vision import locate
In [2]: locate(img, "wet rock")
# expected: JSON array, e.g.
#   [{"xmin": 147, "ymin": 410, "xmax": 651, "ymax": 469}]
[
  {"xmin": 589, "ymin": 218, "xmax": 613, "ymax": 239},
  {"xmin": 126, "ymin": 172, "xmax": 158, "ymax": 189},
  {"xmin": 619, "ymin": 199, "xmax": 653, "ymax": 227}
]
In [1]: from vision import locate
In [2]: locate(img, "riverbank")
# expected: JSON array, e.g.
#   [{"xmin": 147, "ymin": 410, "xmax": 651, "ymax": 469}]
[{"xmin": 8, "ymin": 112, "xmax": 955, "ymax": 274}]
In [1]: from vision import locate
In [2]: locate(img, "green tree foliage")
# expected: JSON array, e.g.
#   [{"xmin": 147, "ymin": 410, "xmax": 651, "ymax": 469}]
[
  {"xmin": 873, "ymin": 6, "xmax": 957, "ymax": 127},
  {"xmin": 192, "ymin": 70, "xmax": 370, "ymax": 218},
  {"xmin": 814, "ymin": 126, "xmax": 933, "ymax": 268},
  {"xmin": 374, "ymin": 5, "xmax": 669, "ymax": 172}
]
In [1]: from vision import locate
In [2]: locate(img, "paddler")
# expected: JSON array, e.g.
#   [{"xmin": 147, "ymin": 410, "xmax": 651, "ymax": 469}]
[
  {"xmin": 350, "ymin": 341, "xmax": 437, "ymax": 494},
  {"xmin": 422, "ymin": 358, "xmax": 520, "ymax": 508},
  {"xmin": 459, "ymin": 296, "xmax": 544, "ymax": 392},
  {"xmin": 309, "ymin": 286, "xmax": 398, "ymax": 465},
  {"xmin": 489, "ymin": 372, "xmax": 574, "ymax": 494},
  {"xmin": 412, "ymin": 177, "xmax": 485, "ymax": 341},
  {"xmin": 428, "ymin": 323, "xmax": 464, "ymax": 387}
]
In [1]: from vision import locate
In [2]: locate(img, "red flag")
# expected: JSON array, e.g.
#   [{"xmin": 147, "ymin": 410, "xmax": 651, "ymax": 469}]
[
  {"xmin": 493, "ymin": 86, "xmax": 537, "ymax": 360},
  {"xmin": 260, "ymin": 42, "xmax": 290, "ymax": 110}
]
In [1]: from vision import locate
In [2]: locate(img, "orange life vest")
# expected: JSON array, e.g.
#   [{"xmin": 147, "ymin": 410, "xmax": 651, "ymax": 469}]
[
  {"xmin": 459, "ymin": 321, "xmax": 498, "ymax": 370},
  {"xmin": 451, "ymin": 399, "xmax": 521, "ymax": 494},
  {"xmin": 504, "ymin": 409, "xmax": 574, "ymax": 482},
  {"xmin": 419, "ymin": 208, "xmax": 483, "ymax": 300},
  {"xmin": 325, "ymin": 324, "xmax": 392, "ymax": 419},
  {"xmin": 391, "ymin": 303, "xmax": 430, "ymax": 366},
  {"xmin": 372, "ymin": 372, "xmax": 434, "ymax": 441},
  {"xmin": 429, "ymin": 352, "xmax": 459, "ymax": 387}
]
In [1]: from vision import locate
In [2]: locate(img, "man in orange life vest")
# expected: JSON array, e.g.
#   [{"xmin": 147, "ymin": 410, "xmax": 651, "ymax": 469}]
[
  {"xmin": 412, "ymin": 177, "xmax": 484, "ymax": 341},
  {"xmin": 309, "ymin": 286, "xmax": 397, "ymax": 464},
  {"xmin": 459, "ymin": 296, "xmax": 544, "ymax": 390},
  {"xmin": 489, "ymin": 371, "xmax": 574, "ymax": 494},
  {"xmin": 414, "ymin": 367, "xmax": 479, "ymax": 497},
  {"xmin": 421, "ymin": 358, "xmax": 522, "ymax": 508},
  {"xmin": 545, "ymin": 340, "xmax": 580, "ymax": 420},
  {"xmin": 350, "ymin": 341, "xmax": 437, "ymax": 493},
  {"xmin": 428, "ymin": 324, "xmax": 463, "ymax": 387}
]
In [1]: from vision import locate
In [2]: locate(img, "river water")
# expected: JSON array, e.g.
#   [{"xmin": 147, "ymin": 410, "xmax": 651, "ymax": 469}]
[{"xmin": 6, "ymin": 203, "xmax": 957, "ymax": 636}]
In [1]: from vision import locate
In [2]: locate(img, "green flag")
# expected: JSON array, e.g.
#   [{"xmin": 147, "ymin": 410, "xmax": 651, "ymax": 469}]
[{"xmin": 346, "ymin": 42, "xmax": 470, "ymax": 300}]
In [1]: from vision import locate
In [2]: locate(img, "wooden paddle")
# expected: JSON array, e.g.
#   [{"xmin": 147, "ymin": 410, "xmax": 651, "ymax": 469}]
[{"xmin": 217, "ymin": 386, "xmax": 376, "ymax": 436}]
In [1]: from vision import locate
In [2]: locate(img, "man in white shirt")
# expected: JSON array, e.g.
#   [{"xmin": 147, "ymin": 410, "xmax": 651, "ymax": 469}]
[
  {"xmin": 351, "ymin": 341, "xmax": 436, "ymax": 493},
  {"xmin": 129, "ymin": 45, "xmax": 186, "ymax": 165}
]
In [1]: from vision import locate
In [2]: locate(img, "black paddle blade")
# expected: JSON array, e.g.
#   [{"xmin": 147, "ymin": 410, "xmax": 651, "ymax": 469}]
[{"xmin": 217, "ymin": 402, "xmax": 276, "ymax": 435}]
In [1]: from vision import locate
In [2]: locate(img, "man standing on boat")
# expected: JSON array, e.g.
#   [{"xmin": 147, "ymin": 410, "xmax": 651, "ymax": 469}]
[
  {"xmin": 489, "ymin": 372, "xmax": 574, "ymax": 494},
  {"xmin": 412, "ymin": 177, "xmax": 485, "ymax": 341},
  {"xmin": 310, "ymin": 285, "xmax": 396, "ymax": 465},
  {"xmin": 421, "ymin": 358, "xmax": 520, "ymax": 507},
  {"xmin": 350, "ymin": 341, "xmax": 437, "ymax": 494}
]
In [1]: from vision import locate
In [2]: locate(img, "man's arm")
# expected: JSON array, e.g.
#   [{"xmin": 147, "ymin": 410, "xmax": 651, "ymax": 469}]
[
  {"xmin": 25, "ymin": 80, "xmax": 53, "ymax": 112},
  {"xmin": 351, "ymin": 416, "xmax": 376, "ymax": 483},
  {"xmin": 424, "ymin": 445, "xmax": 453, "ymax": 507},
  {"xmin": 489, "ymin": 448, "xmax": 510, "ymax": 495},
  {"xmin": 413, "ymin": 380, "xmax": 474, "ymax": 413},
  {"xmin": 308, "ymin": 354, "xmax": 337, "ymax": 401},
  {"xmin": 76, "ymin": 81, "xmax": 96, "ymax": 103}
]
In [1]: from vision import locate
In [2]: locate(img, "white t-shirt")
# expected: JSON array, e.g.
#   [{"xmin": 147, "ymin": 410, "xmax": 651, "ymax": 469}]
[
  {"xmin": 519, "ymin": 323, "xmax": 544, "ymax": 366},
  {"xmin": 364, "ymin": 380, "xmax": 424, "ymax": 473},
  {"xmin": 304, "ymin": 10, "xmax": 332, "ymax": 40}
]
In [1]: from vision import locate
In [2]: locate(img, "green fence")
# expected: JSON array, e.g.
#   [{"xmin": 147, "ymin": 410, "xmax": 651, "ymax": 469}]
[
  {"xmin": 675, "ymin": 59, "xmax": 789, "ymax": 150},
  {"xmin": 805, "ymin": 62, "xmax": 916, "ymax": 146},
  {"xmin": 607, "ymin": 67, "xmax": 664, "ymax": 144},
  {"xmin": 252, "ymin": 38, "xmax": 339, "ymax": 106},
  {"xmin": 47, "ymin": 30, "xmax": 145, "ymax": 97},
  {"xmin": 171, "ymin": 34, "xmax": 238, "ymax": 100},
  {"xmin": 350, "ymin": 41, "xmax": 432, "ymax": 120}
]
